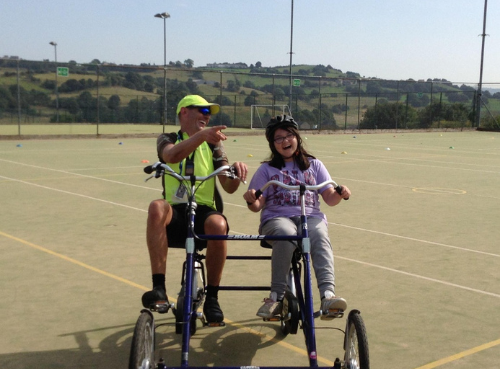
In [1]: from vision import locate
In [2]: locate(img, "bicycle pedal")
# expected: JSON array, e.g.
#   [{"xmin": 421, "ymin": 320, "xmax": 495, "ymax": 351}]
[
  {"xmin": 205, "ymin": 321, "xmax": 226, "ymax": 327},
  {"xmin": 151, "ymin": 301, "xmax": 172, "ymax": 314},
  {"xmin": 264, "ymin": 316, "xmax": 281, "ymax": 322},
  {"xmin": 320, "ymin": 309, "xmax": 344, "ymax": 320}
]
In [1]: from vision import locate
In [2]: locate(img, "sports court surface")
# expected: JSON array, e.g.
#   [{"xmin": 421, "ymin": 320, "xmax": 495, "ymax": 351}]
[{"xmin": 1, "ymin": 130, "xmax": 499, "ymax": 368}]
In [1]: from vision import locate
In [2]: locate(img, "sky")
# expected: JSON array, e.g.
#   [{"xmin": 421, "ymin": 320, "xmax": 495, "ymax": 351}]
[{"xmin": 1, "ymin": 0, "xmax": 499, "ymax": 86}]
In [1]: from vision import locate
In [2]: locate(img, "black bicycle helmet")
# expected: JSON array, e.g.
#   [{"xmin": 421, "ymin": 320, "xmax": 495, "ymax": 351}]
[{"xmin": 265, "ymin": 115, "xmax": 299, "ymax": 143}]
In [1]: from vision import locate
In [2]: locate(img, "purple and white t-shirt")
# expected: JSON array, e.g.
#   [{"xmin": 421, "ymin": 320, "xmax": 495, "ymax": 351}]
[{"xmin": 248, "ymin": 158, "xmax": 333, "ymax": 228}]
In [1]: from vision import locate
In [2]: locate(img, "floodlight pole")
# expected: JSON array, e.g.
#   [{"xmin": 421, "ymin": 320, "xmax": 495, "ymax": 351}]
[
  {"xmin": 16, "ymin": 58, "xmax": 21, "ymax": 134},
  {"xmin": 155, "ymin": 12, "xmax": 170, "ymax": 132},
  {"xmin": 49, "ymin": 41, "xmax": 59, "ymax": 123},
  {"xmin": 476, "ymin": 0, "xmax": 488, "ymax": 127},
  {"xmin": 288, "ymin": 0, "xmax": 294, "ymax": 112}
]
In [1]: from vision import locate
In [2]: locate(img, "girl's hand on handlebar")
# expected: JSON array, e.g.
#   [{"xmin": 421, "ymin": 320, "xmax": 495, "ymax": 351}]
[
  {"xmin": 337, "ymin": 185, "xmax": 351, "ymax": 200},
  {"xmin": 243, "ymin": 189, "xmax": 263, "ymax": 210}
]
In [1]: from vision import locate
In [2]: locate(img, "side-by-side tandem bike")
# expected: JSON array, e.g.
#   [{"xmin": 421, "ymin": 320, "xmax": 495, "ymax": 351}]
[{"xmin": 129, "ymin": 162, "xmax": 369, "ymax": 369}]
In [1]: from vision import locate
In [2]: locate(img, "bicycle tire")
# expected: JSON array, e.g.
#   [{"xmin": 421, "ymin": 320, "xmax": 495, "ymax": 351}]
[
  {"xmin": 175, "ymin": 285, "xmax": 197, "ymax": 336},
  {"xmin": 344, "ymin": 311, "xmax": 369, "ymax": 369},
  {"xmin": 129, "ymin": 311, "xmax": 155, "ymax": 369},
  {"xmin": 281, "ymin": 289, "xmax": 299, "ymax": 336}
]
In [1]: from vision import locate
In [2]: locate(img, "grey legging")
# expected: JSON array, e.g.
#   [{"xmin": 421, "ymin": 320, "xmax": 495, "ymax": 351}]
[{"xmin": 261, "ymin": 216, "xmax": 336, "ymax": 301}]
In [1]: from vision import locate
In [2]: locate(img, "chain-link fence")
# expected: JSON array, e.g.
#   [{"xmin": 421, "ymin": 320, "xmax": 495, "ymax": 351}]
[{"xmin": 1, "ymin": 59, "xmax": 499, "ymax": 136}]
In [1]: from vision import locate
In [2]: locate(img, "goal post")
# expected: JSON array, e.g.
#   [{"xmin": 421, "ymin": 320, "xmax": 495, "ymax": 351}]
[{"xmin": 250, "ymin": 105, "xmax": 292, "ymax": 129}]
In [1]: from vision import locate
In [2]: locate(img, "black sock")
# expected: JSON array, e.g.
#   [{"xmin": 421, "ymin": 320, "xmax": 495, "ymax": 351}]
[
  {"xmin": 206, "ymin": 284, "xmax": 219, "ymax": 299},
  {"xmin": 152, "ymin": 274, "xmax": 166, "ymax": 291}
]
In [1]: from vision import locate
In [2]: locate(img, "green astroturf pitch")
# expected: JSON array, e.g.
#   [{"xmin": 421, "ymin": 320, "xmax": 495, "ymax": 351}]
[{"xmin": 1, "ymin": 131, "xmax": 499, "ymax": 368}]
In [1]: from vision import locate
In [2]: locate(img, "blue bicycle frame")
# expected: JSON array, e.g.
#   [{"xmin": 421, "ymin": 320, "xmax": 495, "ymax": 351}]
[{"xmin": 145, "ymin": 162, "xmax": 344, "ymax": 368}]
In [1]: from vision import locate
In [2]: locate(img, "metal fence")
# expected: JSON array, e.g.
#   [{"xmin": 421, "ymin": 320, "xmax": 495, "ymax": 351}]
[{"xmin": 1, "ymin": 59, "xmax": 499, "ymax": 136}]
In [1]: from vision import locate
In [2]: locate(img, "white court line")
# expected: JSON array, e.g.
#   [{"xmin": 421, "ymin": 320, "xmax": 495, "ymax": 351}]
[
  {"xmin": 0, "ymin": 158, "xmax": 157, "ymax": 191},
  {"xmin": 319, "ymin": 155, "xmax": 500, "ymax": 175},
  {"xmin": 2, "ymin": 173, "xmax": 499, "ymax": 300},
  {"xmin": 0, "ymin": 175, "xmax": 148, "ymax": 213},
  {"xmin": 336, "ymin": 255, "xmax": 500, "ymax": 299},
  {"xmin": 328, "ymin": 222, "xmax": 500, "ymax": 258}
]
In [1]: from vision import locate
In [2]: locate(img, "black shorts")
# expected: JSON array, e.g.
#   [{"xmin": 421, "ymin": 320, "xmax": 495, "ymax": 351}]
[{"xmin": 166, "ymin": 204, "xmax": 229, "ymax": 250}]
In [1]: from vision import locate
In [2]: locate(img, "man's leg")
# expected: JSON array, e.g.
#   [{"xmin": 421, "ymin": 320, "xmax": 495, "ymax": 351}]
[
  {"xmin": 146, "ymin": 199, "xmax": 172, "ymax": 274},
  {"xmin": 142, "ymin": 199, "xmax": 172, "ymax": 308},
  {"xmin": 202, "ymin": 213, "xmax": 228, "ymax": 323}
]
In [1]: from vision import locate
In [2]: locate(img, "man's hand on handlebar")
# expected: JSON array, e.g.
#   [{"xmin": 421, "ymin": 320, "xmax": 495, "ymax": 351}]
[{"xmin": 229, "ymin": 162, "xmax": 248, "ymax": 184}]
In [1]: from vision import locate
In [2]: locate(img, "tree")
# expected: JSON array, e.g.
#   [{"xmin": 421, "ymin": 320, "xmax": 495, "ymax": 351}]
[
  {"xmin": 243, "ymin": 80, "xmax": 255, "ymax": 89},
  {"xmin": 209, "ymin": 111, "xmax": 233, "ymax": 127},
  {"xmin": 360, "ymin": 102, "xmax": 417, "ymax": 129},
  {"xmin": 59, "ymin": 97, "xmax": 80, "ymax": 115},
  {"xmin": 244, "ymin": 95, "xmax": 256, "ymax": 106},
  {"xmin": 59, "ymin": 79, "xmax": 84, "ymax": 93},
  {"xmin": 255, "ymin": 61, "xmax": 262, "ymax": 68},
  {"xmin": 192, "ymin": 70, "xmax": 204, "ymax": 80},
  {"xmin": 0, "ymin": 86, "xmax": 15, "ymax": 112},
  {"xmin": 226, "ymin": 80, "xmax": 240, "ymax": 93},
  {"xmin": 108, "ymin": 95, "xmax": 121, "ymax": 110},
  {"xmin": 184, "ymin": 59, "xmax": 194, "ymax": 68},
  {"xmin": 125, "ymin": 72, "xmax": 144, "ymax": 91}
]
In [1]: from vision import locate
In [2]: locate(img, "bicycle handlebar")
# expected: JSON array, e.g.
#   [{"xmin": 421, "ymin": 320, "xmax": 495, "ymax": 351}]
[
  {"xmin": 254, "ymin": 179, "xmax": 349, "ymax": 201},
  {"xmin": 144, "ymin": 162, "xmax": 240, "ymax": 183}
]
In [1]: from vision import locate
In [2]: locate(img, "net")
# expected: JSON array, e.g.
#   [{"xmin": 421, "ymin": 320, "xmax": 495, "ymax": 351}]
[{"xmin": 250, "ymin": 105, "xmax": 291, "ymax": 129}]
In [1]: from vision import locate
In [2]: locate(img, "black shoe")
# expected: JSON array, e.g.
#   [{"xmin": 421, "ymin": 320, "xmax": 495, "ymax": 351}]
[
  {"xmin": 142, "ymin": 287, "xmax": 167, "ymax": 309},
  {"xmin": 203, "ymin": 296, "xmax": 224, "ymax": 323}
]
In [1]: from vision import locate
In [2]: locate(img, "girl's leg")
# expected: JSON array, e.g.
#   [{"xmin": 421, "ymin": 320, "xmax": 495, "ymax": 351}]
[
  {"xmin": 261, "ymin": 217, "xmax": 298, "ymax": 301},
  {"xmin": 307, "ymin": 217, "xmax": 336, "ymax": 298}
]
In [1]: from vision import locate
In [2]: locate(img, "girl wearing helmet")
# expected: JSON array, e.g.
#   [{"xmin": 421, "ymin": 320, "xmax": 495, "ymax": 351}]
[{"xmin": 243, "ymin": 115, "xmax": 350, "ymax": 319}]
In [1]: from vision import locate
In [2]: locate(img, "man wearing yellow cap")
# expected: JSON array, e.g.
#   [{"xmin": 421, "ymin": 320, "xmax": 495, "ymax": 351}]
[{"xmin": 142, "ymin": 95, "xmax": 248, "ymax": 324}]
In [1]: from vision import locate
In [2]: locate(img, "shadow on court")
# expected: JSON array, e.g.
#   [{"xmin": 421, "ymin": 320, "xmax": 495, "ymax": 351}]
[{"xmin": 0, "ymin": 318, "xmax": 285, "ymax": 369}]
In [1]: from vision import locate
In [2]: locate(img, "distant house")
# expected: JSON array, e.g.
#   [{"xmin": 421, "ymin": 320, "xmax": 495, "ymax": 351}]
[{"xmin": 206, "ymin": 62, "xmax": 248, "ymax": 69}]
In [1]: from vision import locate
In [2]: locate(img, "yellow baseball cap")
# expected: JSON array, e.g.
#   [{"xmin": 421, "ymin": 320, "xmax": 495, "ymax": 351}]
[{"xmin": 176, "ymin": 95, "xmax": 220, "ymax": 115}]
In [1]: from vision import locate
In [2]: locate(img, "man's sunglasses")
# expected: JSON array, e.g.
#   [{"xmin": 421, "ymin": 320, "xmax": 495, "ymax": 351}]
[{"xmin": 188, "ymin": 106, "xmax": 211, "ymax": 115}]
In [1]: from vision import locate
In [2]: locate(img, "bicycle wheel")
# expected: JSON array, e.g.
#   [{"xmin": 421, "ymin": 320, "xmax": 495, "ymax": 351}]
[
  {"xmin": 129, "ymin": 311, "xmax": 155, "ymax": 369},
  {"xmin": 344, "ymin": 311, "xmax": 369, "ymax": 369},
  {"xmin": 175, "ymin": 285, "xmax": 197, "ymax": 336},
  {"xmin": 281, "ymin": 289, "xmax": 299, "ymax": 336}
]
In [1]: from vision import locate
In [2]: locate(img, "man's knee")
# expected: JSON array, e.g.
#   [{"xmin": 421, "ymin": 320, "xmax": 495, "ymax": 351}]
[
  {"xmin": 148, "ymin": 200, "xmax": 171, "ymax": 225},
  {"xmin": 204, "ymin": 214, "xmax": 227, "ymax": 235}
]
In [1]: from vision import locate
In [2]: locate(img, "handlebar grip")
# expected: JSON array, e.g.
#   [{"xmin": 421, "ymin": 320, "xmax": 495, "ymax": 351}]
[
  {"xmin": 246, "ymin": 189, "xmax": 263, "ymax": 206},
  {"xmin": 144, "ymin": 165, "xmax": 154, "ymax": 174},
  {"xmin": 336, "ymin": 185, "xmax": 349, "ymax": 200}
]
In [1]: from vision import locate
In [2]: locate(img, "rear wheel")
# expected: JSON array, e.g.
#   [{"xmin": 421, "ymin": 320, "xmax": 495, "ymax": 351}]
[
  {"xmin": 344, "ymin": 311, "xmax": 369, "ymax": 369},
  {"xmin": 129, "ymin": 311, "xmax": 155, "ymax": 369}
]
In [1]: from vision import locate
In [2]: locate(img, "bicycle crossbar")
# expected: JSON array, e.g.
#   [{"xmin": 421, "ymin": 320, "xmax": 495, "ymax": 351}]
[
  {"xmin": 218, "ymin": 286, "xmax": 270, "ymax": 291},
  {"xmin": 165, "ymin": 366, "xmax": 339, "ymax": 369},
  {"xmin": 226, "ymin": 256, "xmax": 271, "ymax": 260}
]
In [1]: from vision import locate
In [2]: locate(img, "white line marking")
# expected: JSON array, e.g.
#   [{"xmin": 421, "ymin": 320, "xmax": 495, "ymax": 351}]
[
  {"xmin": 329, "ymin": 222, "xmax": 500, "ymax": 258},
  {"xmin": 337, "ymin": 255, "xmax": 500, "ymax": 299},
  {"xmin": 0, "ymin": 175, "xmax": 147, "ymax": 213},
  {"xmin": 0, "ymin": 158, "xmax": 157, "ymax": 191}
]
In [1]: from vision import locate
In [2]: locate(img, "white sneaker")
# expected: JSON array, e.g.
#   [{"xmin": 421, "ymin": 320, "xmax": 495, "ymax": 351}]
[
  {"xmin": 256, "ymin": 292, "xmax": 282, "ymax": 318},
  {"xmin": 321, "ymin": 297, "xmax": 347, "ymax": 320}
]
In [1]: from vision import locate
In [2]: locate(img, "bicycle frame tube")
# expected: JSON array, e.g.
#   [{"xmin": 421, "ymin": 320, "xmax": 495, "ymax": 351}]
[
  {"xmin": 298, "ymin": 185, "xmax": 318, "ymax": 367},
  {"xmin": 181, "ymin": 185, "xmax": 197, "ymax": 367}
]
